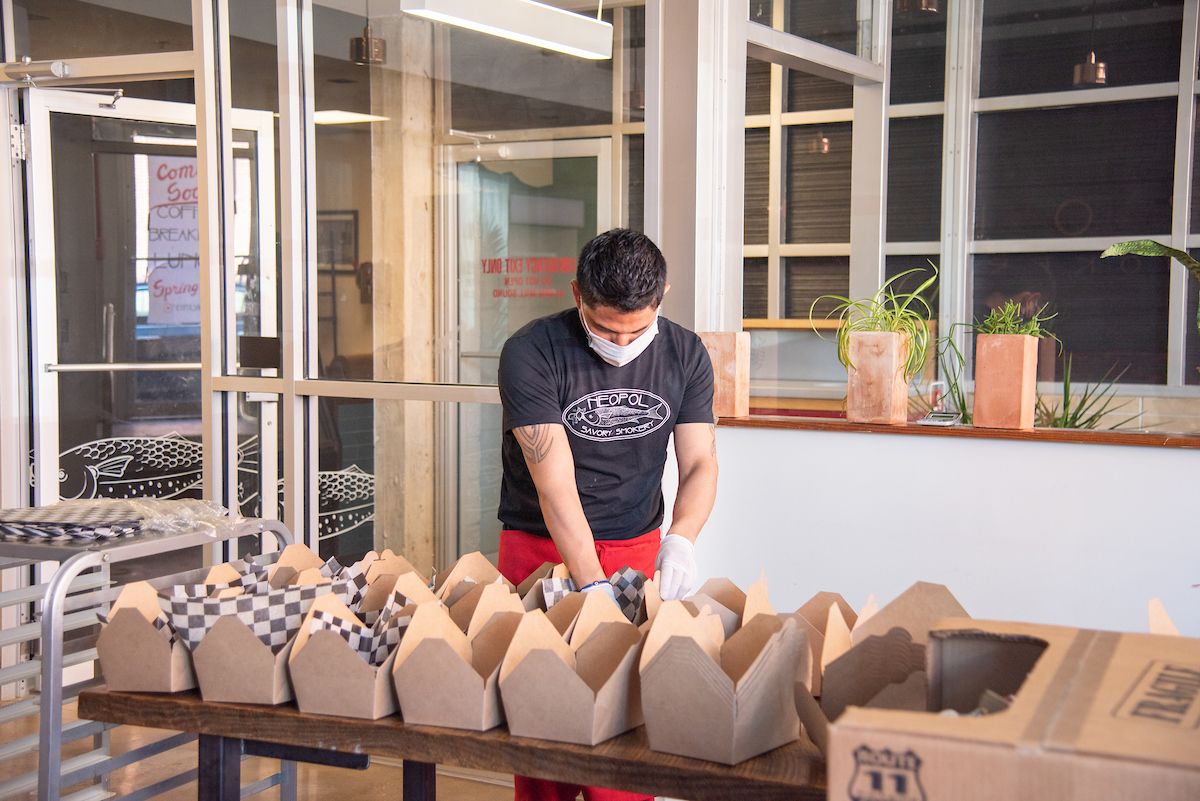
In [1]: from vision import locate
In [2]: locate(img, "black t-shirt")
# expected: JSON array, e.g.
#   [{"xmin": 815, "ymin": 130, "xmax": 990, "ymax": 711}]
[{"xmin": 498, "ymin": 308, "xmax": 715, "ymax": 540}]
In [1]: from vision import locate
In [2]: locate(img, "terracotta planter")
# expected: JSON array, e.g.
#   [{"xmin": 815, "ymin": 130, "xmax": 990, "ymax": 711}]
[
  {"xmin": 973, "ymin": 334, "xmax": 1038, "ymax": 429},
  {"xmin": 846, "ymin": 331, "xmax": 910, "ymax": 425}
]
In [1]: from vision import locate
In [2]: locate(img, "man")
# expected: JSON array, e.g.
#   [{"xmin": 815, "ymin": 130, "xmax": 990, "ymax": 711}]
[{"xmin": 497, "ymin": 228, "xmax": 718, "ymax": 801}]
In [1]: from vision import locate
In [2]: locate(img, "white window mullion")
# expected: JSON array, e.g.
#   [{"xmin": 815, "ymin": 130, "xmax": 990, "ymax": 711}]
[
  {"xmin": 939, "ymin": 0, "xmax": 982, "ymax": 365},
  {"xmin": 277, "ymin": 0, "xmax": 318, "ymax": 548},
  {"xmin": 1167, "ymin": 0, "xmax": 1200, "ymax": 387}
]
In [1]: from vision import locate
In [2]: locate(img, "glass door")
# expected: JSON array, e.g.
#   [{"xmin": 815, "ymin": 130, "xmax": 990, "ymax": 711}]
[
  {"xmin": 24, "ymin": 89, "xmax": 277, "ymax": 522},
  {"xmin": 449, "ymin": 138, "xmax": 611, "ymax": 560}
]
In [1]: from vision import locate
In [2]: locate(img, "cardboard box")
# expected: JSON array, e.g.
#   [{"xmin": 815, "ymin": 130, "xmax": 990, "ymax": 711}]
[
  {"xmin": 288, "ymin": 593, "xmax": 408, "ymax": 720},
  {"xmin": 392, "ymin": 585, "xmax": 526, "ymax": 731},
  {"xmin": 434, "ymin": 551, "xmax": 516, "ymax": 607},
  {"xmin": 829, "ymin": 619, "xmax": 1200, "ymax": 801},
  {"xmin": 639, "ymin": 592, "xmax": 809, "ymax": 765},
  {"xmin": 499, "ymin": 594, "xmax": 646, "ymax": 746},
  {"xmin": 96, "ymin": 582, "xmax": 196, "ymax": 693}
]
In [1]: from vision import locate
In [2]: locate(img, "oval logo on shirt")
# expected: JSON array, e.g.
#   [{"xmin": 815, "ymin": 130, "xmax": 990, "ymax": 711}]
[{"xmin": 562, "ymin": 389, "xmax": 672, "ymax": 442}]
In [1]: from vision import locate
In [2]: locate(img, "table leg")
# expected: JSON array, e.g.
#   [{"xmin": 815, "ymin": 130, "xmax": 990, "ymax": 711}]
[
  {"xmin": 402, "ymin": 760, "xmax": 436, "ymax": 801},
  {"xmin": 198, "ymin": 734, "xmax": 242, "ymax": 801}
]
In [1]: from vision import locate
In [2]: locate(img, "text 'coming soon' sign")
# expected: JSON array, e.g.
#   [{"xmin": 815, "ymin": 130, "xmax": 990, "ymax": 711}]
[{"xmin": 147, "ymin": 156, "xmax": 200, "ymax": 325}]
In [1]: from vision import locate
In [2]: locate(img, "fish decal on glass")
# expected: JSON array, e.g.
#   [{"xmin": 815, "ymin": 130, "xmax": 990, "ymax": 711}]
[
  {"xmin": 54, "ymin": 432, "xmax": 206, "ymax": 501},
  {"xmin": 45, "ymin": 432, "xmax": 375, "ymax": 547}
]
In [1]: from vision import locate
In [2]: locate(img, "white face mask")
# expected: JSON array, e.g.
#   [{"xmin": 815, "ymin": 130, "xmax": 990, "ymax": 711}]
[{"xmin": 578, "ymin": 306, "xmax": 659, "ymax": 367}]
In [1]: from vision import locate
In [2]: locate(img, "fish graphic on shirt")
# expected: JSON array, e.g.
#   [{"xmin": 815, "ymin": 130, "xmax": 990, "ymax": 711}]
[{"xmin": 569, "ymin": 403, "xmax": 664, "ymax": 428}]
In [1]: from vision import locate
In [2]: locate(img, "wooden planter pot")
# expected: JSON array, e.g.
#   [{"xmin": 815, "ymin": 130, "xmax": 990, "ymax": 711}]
[
  {"xmin": 973, "ymin": 334, "xmax": 1038, "ymax": 429},
  {"xmin": 846, "ymin": 331, "xmax": 910, "ymax": 425}
]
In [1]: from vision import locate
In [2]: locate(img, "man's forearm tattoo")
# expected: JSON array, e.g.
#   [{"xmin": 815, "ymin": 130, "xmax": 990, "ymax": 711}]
[
  {"xmin": 709, "ymin": 423, "xmax": 717, "ymax": 457},
  {"xmin": 517, "ymin": 425, "xmax": 554, "ymax": 464}
]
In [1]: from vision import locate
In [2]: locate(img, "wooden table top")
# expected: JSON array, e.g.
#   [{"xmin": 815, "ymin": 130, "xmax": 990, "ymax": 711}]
[{"xmin": 79, "ymin": 689, "xmax": 826, "ymax": 800}]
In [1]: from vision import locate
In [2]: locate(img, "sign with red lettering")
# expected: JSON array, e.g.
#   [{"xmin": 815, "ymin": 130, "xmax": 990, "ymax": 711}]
[
  {"xmin": 146, "ymin": 156, "xmax": 200, "ymax": 324},
  {"xmin": 481, "ymin": 256, "xmax": 571, "ymax": 299}
]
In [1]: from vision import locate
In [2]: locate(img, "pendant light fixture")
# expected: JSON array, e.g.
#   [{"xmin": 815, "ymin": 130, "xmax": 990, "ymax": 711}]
[
  {"xmin": 1073, "ymin": 0, "xmax": 1106, "ymax": 88},
  {"xmin": 351, "ymin": 0, "xmax": 387, "ymax": 66},
  {"xmin": 401, "ymin": 0, "xmax": 613, "ymax": 60},
  {"xmin": 895, "ymin": 0, "xmax": 938, "ymax": 13}
]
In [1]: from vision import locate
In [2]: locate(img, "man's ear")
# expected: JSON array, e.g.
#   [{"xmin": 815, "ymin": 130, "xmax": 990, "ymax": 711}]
[
  {"xmin": 663, "ymin": 283, "xmax": 671, "ymax": 296},
  {"xmin": 570, "ymin": 280, "xmax": 581, "ymax": 306}
]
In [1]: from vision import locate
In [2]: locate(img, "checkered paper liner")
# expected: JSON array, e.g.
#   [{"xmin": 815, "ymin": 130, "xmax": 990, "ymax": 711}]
[
  {"xmin": 541, "ymin": 567, "xmax": 646, "ymax": 623},
  {"xmin": 0, "ymin": 520, "xmax": 142, "ymax": 542},
  {"xmin": 163, "ymin": 580, "xmax": 354, "ymax": 654},
  {"xmin": 541, "ymin": 577, "xmax": 577, "ymax": 610},
  {"xmin": 609, "ymin": 567, "xmax": 646, "ymax": 623},
  {"xmin": 308, "ymin": 607, "xmax": 409, "ymax": 667},
  {"xmin": 97, "ymin": 609, "xmax": 178, "ymax": 644}
]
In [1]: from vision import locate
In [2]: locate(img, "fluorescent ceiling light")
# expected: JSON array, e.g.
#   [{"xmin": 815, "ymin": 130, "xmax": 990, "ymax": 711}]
[
  {"xmin": 401, "ymin": 0, "xmax": 613, "ymax": 60},
  {"xmin": 313, "ymin": 110, "xmax": 390, "ymax": 125}
]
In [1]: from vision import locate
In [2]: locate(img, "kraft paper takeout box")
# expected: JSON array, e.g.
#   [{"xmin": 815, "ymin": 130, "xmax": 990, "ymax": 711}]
[
  {"xmin": 829, "ymin": 619, "xmax": 1200, "ymax": 801},
  {"xmin": 639, "ymin": 584, "xmax": 810, "ymax": 765},
  {"xmin": 288, "ymin": 593, "xmax": 408, "ymax": 720},
  {"xmin": 188, "ymin": 569, "xmax": 346, "ymax": 706},
  {"xmin": 499, "ymin": 593, "xmax": 646, "ymax": 746},
  {"xmin": 820, "ymin": 581, "xmax": 967, "ymax": 722},
  {"xmin": 434, "ymin": 551, "xmax": 516, "ymax": 606},
  {"xmin": 96, "ymin": 581, "xmax": 196, "ymax": 693},
  {"xmin": 392, "ymin": 584, "xmax": 525, "ymax": 730}
]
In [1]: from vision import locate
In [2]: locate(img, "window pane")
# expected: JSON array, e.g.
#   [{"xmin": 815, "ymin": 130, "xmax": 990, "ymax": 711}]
[
  {"xmin": 626, "ymin": 134, "xmax": 645, "ymax": 232},
  {"xmin": 14, "ymin": 0, "xmax": 191, "ymax": 59},
  {"xmin": 744, "ymin": 257, "xmax": 768, "ymax": 318},
  {"xmin": 448, "ymin": 17, "xmax": 613, "ymax": 131},
  {"xmin": 749, "ymin": 0, "xmax": 773, "ymax": 27},
  {"xmin": 887, "ymin": 116, "xmax": 943, "ymax": 242},
  {"xmin": 745, "ymin": 128, "xmax": 771, "ymax": 244},
  {"xmin": 785, "ymin": 257, "xmax": 849, "ymax": 318},
  {"xmin": 1191, "ymin": 103, "xmax": 1200, "ymax": 235},
  {"xmin": 980, "ymin": 0, "xmax": 1184, "ymax": 98},
  {"xmin": 785, "ymin": 0, "xmax": 858, "ymax": 57},
  {"xmin": 785, "ymin": 123, "xmax": 852, "ymax": 243},
  {"xmin": 624, "ymin": 6, "xmax": 647, "ymax": 124},
  {"xmin": 309, "ymin": 10, "xmax": 630, "ymax": 385},
  {"xmin": 310, "ymin": 398, "xmax": 500, "ymax": 569},
  {"xmin": 891, "ymin": 5, "xmax": 947, "ymax": 105},
  {"xmin": 786, "ymin": 72, "xmax": 852, "ymax": 113},
  {"xmin": 747, "ymin": 57, "xmax": 772, "ymax": 115},
  {"xmin": 886, "ymin": 255, "xmax": 940, "ymax": 320},
  {"xmin": 975, "ymin": 100, "xmax": 1175, "ymax": 241},
  {"xmin": 1188, "ymin": 259, "xmax": 1200, "ymax": 385},
  {"xmin": 973, "ymin": 252, "xmax": 1170, "ymax": 384}
]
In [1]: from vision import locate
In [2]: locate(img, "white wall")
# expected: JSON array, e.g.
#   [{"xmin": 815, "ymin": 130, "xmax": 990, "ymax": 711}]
[{"xmin": 664, "ymin": 426, "xmax": 1199, "ymax": 637}]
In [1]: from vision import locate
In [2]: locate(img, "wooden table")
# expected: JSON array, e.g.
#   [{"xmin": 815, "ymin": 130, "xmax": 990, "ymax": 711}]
[{"xmin": 78, "ymin": 690, "xmax": 826, "ymax": 801}]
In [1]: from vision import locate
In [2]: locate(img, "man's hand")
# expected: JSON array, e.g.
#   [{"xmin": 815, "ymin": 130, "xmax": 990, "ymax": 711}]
[
  {"xmin": 514, "ymin": 423, "xmax": 607, "ymax": 587},
  {"xmin": 655, "ymin": 534, "xmax": 696, "ymax": 601}
]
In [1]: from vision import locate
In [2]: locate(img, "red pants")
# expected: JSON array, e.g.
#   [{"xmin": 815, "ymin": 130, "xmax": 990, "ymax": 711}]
[{"xmin": 497, "ymin": 528, "xmax": 660, "ymax": 801}]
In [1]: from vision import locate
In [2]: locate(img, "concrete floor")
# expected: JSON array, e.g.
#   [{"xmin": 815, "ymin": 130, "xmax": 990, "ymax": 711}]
[{"xmin": 2, "ymin": 698, "xmax": 515, "ymax": 801}]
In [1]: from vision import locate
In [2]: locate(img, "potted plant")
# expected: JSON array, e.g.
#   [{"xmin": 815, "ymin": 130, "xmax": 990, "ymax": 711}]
[
  {"xmin": 972, "ymin": 300, "xmax": 1055, "ymax": 430},
  {"xmin": 813, "ymin": 268, "xmax": 936, "ymax": 425}
]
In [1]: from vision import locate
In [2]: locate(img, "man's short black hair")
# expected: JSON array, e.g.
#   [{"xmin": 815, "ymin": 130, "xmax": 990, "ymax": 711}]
[{"xmin": 576, "ymin": 228, "xmax": 667, "ymax": 313}]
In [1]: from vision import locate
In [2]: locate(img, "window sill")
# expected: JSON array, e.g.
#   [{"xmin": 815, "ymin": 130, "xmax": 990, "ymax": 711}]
[{"xmin": 717, "ymin": 415, "xmax": 1200, "ymax": 449}]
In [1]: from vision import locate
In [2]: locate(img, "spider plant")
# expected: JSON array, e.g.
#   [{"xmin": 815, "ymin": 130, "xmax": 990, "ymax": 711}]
[
  {"xmin": 811, "ymin": 266, "xmax": 937, "ymax": 380},
  {"xmin": 974, "ymin": 299, "xmax": 1057, "ymax": 339},
  {"xmin": 1101, "ymin": 239, "xmax": 1200, "ymax": 337},
  {"xmin": 1034, "ymin": 356, "xmax": 1141, "ymax": 430}
]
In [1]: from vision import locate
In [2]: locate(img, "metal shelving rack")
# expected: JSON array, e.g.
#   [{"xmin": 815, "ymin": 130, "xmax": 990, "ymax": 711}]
[{"xmin": 0, "ymin": 516, "xmax": 294, "ymax": 801}]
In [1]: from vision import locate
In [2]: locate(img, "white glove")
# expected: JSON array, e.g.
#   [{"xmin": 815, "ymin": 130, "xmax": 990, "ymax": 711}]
[
  {"xmin": 655, "ymin": 534, "xmax": 696, "ymax": 601},
  {"xmin": 580, "ymin": 579, "xmax": 619, "ymax": 606}
]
